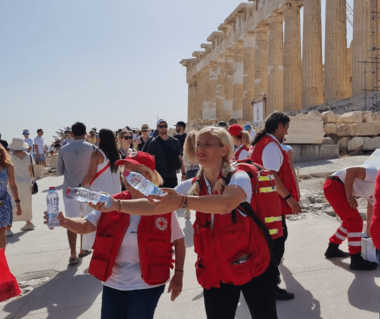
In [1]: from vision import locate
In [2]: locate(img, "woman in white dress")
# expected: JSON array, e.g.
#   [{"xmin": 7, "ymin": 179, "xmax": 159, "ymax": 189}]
[
  {"xmin": 8, "ymin": 138, "xmax": 34, "ymax": 235},
  {"xmin": 82, "ymin": 129, "xmax": 121, "ymax": 253}
]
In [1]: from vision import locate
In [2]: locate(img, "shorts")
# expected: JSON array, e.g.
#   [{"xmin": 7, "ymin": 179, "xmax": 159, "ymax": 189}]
[
  {"xmin": 33, "ymin": 153, "xmax": 46, "ymax": 162},
  {"xmin": 63, "ymin": 196, "xmax": 91, "ymax": 218}
]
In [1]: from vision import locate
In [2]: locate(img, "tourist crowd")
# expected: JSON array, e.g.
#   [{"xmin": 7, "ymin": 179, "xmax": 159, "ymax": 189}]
[{"xmin": 2, "ymin": 113, "xmax": 380, "ymax": 319}]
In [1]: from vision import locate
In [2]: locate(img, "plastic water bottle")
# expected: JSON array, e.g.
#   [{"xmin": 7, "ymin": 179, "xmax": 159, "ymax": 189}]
[
  {"xmin": 123, "ymin": 170, "xmax": 164, "ymax": 197},
  {"xmin": 47, "ymin": 187, "xmax": 60, "ymax": 228},
  {"xmin": 66, "ymin": 187, "xmax": 113, "ymax": 208}
]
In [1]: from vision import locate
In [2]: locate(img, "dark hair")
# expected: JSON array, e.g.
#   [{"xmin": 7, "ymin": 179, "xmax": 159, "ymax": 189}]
[
  {"xmin": 71, "ymin": 122, "xmax": 86, "ymax": 136},
  {"xmin": 99, "ymin": 129, "xmax": 120, "ymax": 173},
  {"xmin": 37, "ymin": 129, "xmax": 43, "ymax": 134},
  {"xmin": 252, "ymin": 112, "xmax": 290, "ymax": 146}
]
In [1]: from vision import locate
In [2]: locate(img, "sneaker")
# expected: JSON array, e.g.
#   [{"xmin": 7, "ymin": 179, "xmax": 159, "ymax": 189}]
[
  {"xmin": 5, "ymin": 230, "xmax": 13, "ymax": 237},
  {"xmin": 324, "ymin": 242, "xmax": 349, "ymax": 258},
  {"xmin": 21, "ymin": 224, "xmax": 36, "ymax": 231},
  {"xmin": 184, "ymin": 212, "xmax": 191, "ymax": 219},
  {"xmin": 276, "ymin": 287, "xmax": 294, "ymax": 301},
  {"xmin": 349, "ymin": 253, "xmax": 378, "ymax": 271}
]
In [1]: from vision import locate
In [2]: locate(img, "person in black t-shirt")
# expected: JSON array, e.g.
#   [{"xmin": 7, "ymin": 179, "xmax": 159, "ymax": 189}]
[
  {"xmin": 148, "ymin": 119, "xmax": 186, "ymax": 188},
  {"xmin": 173, "ymin": 121, "xmax": 187, "ymax": 156}
]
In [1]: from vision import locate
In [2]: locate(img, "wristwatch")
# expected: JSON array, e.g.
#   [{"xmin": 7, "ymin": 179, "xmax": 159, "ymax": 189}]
[{"xmin": 15, "ymin": 199, "xmax": 21, "ymax": 203}]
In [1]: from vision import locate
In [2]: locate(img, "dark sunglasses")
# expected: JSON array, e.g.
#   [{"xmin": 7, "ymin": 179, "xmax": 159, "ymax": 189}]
[
  {"xmin": 122, "ymin": 136, "xmax": 132, "ymax": 140},
  {"xmin": 141, "ymin": 130, "xmax": 148, "ymax": 132},
  {"xmin": 158, "ymin": 125, "xmax": 167, "ymax": 129}
]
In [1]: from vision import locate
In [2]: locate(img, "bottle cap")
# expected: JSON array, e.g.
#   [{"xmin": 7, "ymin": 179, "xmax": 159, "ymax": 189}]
[
  {"xmin": 123, "ymin": 170, "xmax": 130, "ymax": 178},
  {"xmin": 49, "ymin": 187, "xmax": 56, "ymax": 190},
  {"xmin": 66, "ymin": 187, "xmax": 72, "ymax": 195}
]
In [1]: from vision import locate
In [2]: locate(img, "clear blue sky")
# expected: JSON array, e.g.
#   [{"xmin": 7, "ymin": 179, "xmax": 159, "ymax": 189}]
[{"xmin": 1, "ymin": 0, "xmax": 353, "ymax": 144}]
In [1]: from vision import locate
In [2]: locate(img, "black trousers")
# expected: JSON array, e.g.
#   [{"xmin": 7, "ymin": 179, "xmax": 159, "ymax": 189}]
[
  {"xmin": 203, "ymin": 266, "xmax": 278, "ymax": 319},
  {"xmin": 272, "ymin": 215, "xmax": 288, "ymax": 266},
  {"xmin": 160, "ymin": 176, "xmax": 178, "ymax": 188}
]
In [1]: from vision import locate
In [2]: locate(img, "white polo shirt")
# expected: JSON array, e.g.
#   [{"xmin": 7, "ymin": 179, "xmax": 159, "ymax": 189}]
[
  {"xmin": 32, "ymin": 136, "xmax": 44, "ymax": 155},
  {"xmin": 261, "ymin": 134, "xmax": 283, "ymax": 172},
  {"xmin": 331, "ymin": 165, "xmax": 378, "ymax": 205}
]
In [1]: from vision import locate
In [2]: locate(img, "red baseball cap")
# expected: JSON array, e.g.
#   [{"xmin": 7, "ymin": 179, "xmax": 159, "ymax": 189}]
[
  {"xmin": 228, "ymin": 124, "xmax": 243, "ymax": 136},
  {"xmin": 115, "ymin": 151, "xmax": 155, "ymax": 171}
]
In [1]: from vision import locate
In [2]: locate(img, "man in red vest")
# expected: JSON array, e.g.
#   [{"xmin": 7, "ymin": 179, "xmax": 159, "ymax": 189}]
[{"xmin": 251, "ymin": 111, "xmax": 301, "ymax": 301}]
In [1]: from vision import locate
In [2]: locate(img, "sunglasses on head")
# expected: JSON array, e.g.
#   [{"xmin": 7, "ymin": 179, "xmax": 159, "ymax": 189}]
[
  {"xmin": 122, "ymin": 136, "xmax": 132, "ymax": 140},
  {"xmin": 158, "ymin": 125, "xmax": 167, "ymax": 129}
]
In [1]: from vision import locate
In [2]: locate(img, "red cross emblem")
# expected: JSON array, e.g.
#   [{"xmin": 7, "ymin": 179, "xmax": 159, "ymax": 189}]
[{"xmin": 155, "ymin": 217, "xmax": 168, "ymax": 231}]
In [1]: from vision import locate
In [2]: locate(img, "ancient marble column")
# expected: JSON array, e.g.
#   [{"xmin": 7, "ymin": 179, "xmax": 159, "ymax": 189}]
[
  {"xmin": 187, "ymin": 80, "xmax": 194, "ymax": 122},
  {"xmin": 201, "ymin": 67, "xmax": 210, "ymax": 119},
  {"xmin": 243, "ymin": 33, "xmax": 255, "ymax": 121},
  {"xmin": 233, "ymin": 41, "xmax": 244, "ymax": 119},
  {"xmin": 254, "ymin": 24, "xmax": 269, "ymax": 100},
  {"xmin": 207, "ymin": 62, "xmax": 218, "ymax": 119},
  {"xmin": 216, "ymin": 55, "xmax": 225, "ymax": 120},
  {"xmin": 283, "ymin": 3, "xmax": 302, "ymax": 112},
  {"xmin": 302, "ymin": 0, "xmax": 324, "ymax": 108},
  {"xmin": 352, "ymin": 0, "xmax": 372, "ymax": 96},
  {"xmin": 195, "ymin": 73, "xmax": 203, "ymax": 120},
  {"xmin": 324, "ymin": 0, "xmax": 347, "ymax": 103},
  {"xmin": 224, "ymin": 48, "xmax": 234, "ymax": 120},
  {"xmin": 267, "ymin": 13, "xmax": 284, "ymax": 114},
  {"xmin": 346, "ymin": 42, "xmax": 353, "ymax": 97}
]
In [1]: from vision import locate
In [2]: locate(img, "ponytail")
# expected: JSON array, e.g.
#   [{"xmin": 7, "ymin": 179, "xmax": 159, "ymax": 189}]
[
  {"xmin": 240, "ymin": 131, "xmax": 251, "ymax": 148},
  {"xmin": 252, "ymin": 111, "xmax": 290, "ymax": 146},
  {"xmin": 252, "ymin": 128, "xmax": 267, "ymax": 146}
]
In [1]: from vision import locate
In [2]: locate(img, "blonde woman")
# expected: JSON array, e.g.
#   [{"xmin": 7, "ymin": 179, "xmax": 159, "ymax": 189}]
[
  {"xmin": 0, "ymin": 144, "xmax": 22, "ymax": 248},
  {"xmin": 228, "ymin": 124, "xmax": 251, "ymax": 161},
  {"xmin": 91, "ymin": 127, "xmax": 277, "ymax": 319},
  {"xmin": 118, "ymin": 130, "xmax": 133, "ymax": 159},
  {"xmin": 44, "ymin": 152, "xmax": 185, "ymax": 319}
]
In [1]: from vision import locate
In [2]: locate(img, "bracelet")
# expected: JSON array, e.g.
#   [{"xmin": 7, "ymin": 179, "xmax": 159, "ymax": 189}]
[
  {"xmin": 283, "ymin": 194, "xmax": 292, "ymax": 201},
  {"xmin": 15, "ymin": 199, "xmax": 21, "ymax": 203},
  {"xmin": 175, "ymin": 269, "xmax": 184, "ymax": 273},
  {"xmin": 178, "ymin": 195, "xmax": 186, "ymax": 208},
  {"xmin": 182, "ymin": 195, "xmax": 188, "ymax": 209},
  {"xmin": 117, "ymin": 199, "xmax": 122, "ymax": 212}
]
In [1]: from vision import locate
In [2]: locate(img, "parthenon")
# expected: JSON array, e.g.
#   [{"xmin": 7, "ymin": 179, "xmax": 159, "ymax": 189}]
[{"xmin": 180, "ymin": 0, "xmax": 377, "ymax": 125}]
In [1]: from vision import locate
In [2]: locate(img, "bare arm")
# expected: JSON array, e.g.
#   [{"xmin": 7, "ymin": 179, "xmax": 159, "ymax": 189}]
[
  {"xmin": 7, "ymin": 165, "xmax": 22, "ymax": 215},
  {"xmin": 27, "ymin": 146, "xmax": 32, "ymax": 153},
  {"xmin": 44, "ymin": 211, "xmax": 96, "ymax": 234},
  {"xmin": 168, "ymin": 237, "xmax": 185, "ymax": 301},
  {"xmin": 82, "ymin": 151, "xmax": 99, "ymax": 187},
  {"xmin": 344, "ymin": 167, "xmax": 366, "ymax": 209},
  {"xmin": 272, "ymin": 171, "xmax": 301, "ymax": 215}
]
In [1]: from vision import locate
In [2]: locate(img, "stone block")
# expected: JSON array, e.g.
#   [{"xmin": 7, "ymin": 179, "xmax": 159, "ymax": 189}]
[
  {"xmin": 348, "ymin": 123, "xmax": 380, "ymax": 136},
  {"xmin": 338, "ymin": 111, "xmax": 363, "ymax": 123},
  {"xmin": 348, "ymin": 137, "xmax": 364, "ymax": 152},
  {"xmin": 373, "ymin": 112, "xmax": 380, "ymax": 122},
  {"xmin": 336, "ymin": 124, "xmax": 351, "ymax": 136},
  {"xmin": 50, "ymin": 154, "xmax": 59, "ymax": 169},
  {"xmin": 363, "ymin": 137, "xmax": 380, "ymax": 150},
  {"xmin": 33, "ymin": 165, "xmax": 44, "ymax": 180},
  {"xmin": 295, "ymin": 113, "xmax": 307, "ymax": 117},
  {"xmin": 321, "ymin": 111, "xmax": 337, "ymax": 123},
  {"xmin": 362, "ymin": 111, "xmax": 373, "ymax": 122},
  {"xmin": 307, "ymin": 110, "xmax": 322, "ymax": 119},
  {"xmin": 323, "ymin": 124, "xmax": 337, "ymax": 135},
  {"xmin": 338, "ymin": 137, "xmax": 351, "ymax": 154},
  {"xmin": 286, "ymin": 116, "xmax": 324, "ymax": 144}
]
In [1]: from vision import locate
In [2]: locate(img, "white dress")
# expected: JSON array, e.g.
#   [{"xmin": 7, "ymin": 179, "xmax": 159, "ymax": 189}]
[
  {"xmin": 9, "ymin": 153, "xmax": 33, "ymax": 222},
  {"xmin": 82, "ymin": 149, "xmax": 121, "ymax": 249}
]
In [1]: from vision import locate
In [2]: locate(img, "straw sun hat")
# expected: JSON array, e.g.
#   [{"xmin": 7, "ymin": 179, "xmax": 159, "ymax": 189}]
[{"xmin": 8, "ymin": 138, "xmax": 29, "ymax": 151}]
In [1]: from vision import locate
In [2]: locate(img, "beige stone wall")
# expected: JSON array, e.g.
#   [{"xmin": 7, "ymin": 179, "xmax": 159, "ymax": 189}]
[
  {"xmin": 216, "ymin": 55, "xmax": 225, "ymax": 120},
  {"xmin": 243, "ymin": 34, "xmax": 255, "ymax": 121},
  {"xmin": 224, "ymin": 49, "xmax": 234, "ymax": 120},
  {"xmin": 232, "ymin": 41, "xmax": 244, "ymax": 119},
  {"xmin": 254, "ymin": 24, "xmax": 269, "ymax": 100}
]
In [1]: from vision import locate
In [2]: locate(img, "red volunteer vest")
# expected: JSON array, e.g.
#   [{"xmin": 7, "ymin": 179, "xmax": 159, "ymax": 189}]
[
  {"xmin": 250, "ymin": 135, "xmax": 298, "ymax": 215},
  {"xmin": 89, "ymin": 191, "xmax": 174, "ymax": 285},
  {"xmin": 371, "ymin": 171, "xmax": 380, "ymax": 249},
  {"xmin": 192, "ymin": 176, "xmax": 270, "ymax": 290},
  {"xmin": 232, "ymin": 145, "xmax": 249, "ymax": 161}
]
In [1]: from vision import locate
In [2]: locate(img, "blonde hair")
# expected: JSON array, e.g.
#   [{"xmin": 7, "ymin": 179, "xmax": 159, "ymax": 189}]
[
  {"xmin": 118, "ymin": 129, "xmax": 132, "ymax": 148},
  {"xmin": 234, "ymin": 131, "xmax": 251, "ymax": 148},
  {"xmin": 183, "ymin": 130, "xmax": 198, "ymax": 163},
  {"xmin": 0, "ymin": 144, "xmax": 11, "ymax": 168},
  {"xmin": 145, "ymin": 166, "xmax": 163, "ymax": 187},
  {"xmin": 189, "ymin": 127, "xmax": 234, "ymax": 196}
]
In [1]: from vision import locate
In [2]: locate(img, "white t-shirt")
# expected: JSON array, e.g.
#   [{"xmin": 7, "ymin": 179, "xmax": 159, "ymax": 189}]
[
  {"xmin": 232, "ymin": 144, "xmax": 248, "ymax": 160},
  {"xmin": 250, "ymin": 129, "xmax": 256, "ymax": 142},
  {"xmin": 332, "ymin": 165, "xmax": 378, "ymax": 205},
  {"xmin": 32, "ymin": 136, "xmax": 44, "ymax": 155},
  {"xmin": 261, "ymin": 134, "xmax": 283, "ymax": 172},
  {"xmin": 175, "ymin": 171, "xmax": 252, "ymax": 226},
  {"xmin": 24, "ymin": 138, "xmax": 33, "ymax": 148},
  {"xmin": 281, "ymin": 144, "xmax": 293, "ymax": 153},
  {"xmin": 85, "ymin": 210, "xmax": 184, "ymax": 291}
]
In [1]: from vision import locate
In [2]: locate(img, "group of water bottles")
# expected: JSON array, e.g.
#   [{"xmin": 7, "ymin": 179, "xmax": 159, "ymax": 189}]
[{"xmin": 46, "ymin": 170, "xmax": 163, "ymax": 228}]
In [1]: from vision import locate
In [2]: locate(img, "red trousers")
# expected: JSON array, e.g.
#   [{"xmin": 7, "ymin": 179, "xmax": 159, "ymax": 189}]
[{"xmin": 323, "ymin": 179, "xmax": 363, "ymax": 254}]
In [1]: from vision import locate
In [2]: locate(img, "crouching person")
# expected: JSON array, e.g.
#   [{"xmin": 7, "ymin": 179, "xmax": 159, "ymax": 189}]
[
  {"xmin": 44, "ymin": 152, "xmax": 185, "ymax": 319},
  {"xmin": 324, "ymin": 165, "xmax": 378, "ymax": 271}
]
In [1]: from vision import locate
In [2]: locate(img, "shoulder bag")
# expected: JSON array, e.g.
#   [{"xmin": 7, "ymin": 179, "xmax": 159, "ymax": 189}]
[{"xmin": 29, "ymin": 155, "xmax": 38, "ymax": 195}]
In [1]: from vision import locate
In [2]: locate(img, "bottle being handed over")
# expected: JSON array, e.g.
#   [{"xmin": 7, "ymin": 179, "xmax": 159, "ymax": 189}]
[
  {"xmin": 123, "ymin": 170, "xmax": 164, "ymax": 197},
  {"xmin": 66, "ymin": 187, "xmax": 113, "ymax": 208},
  {"xmin": 47, "ymin": 187, "xmax": 60, "ymax": 228}
]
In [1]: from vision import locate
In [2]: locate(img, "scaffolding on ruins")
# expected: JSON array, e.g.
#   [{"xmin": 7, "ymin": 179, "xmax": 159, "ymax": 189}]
[{"xmin": 360, "ymin": 0, "xmax": 380, "ymax": 111}]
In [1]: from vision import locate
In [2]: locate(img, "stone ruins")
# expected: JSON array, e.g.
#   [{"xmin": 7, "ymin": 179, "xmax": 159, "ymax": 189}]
[{"xmin": 180, "ymin": 0, "xmax": 378, "ymax": 131}]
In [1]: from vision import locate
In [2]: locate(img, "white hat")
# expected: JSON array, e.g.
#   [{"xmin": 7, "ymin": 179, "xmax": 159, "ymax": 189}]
[
  {"xmin": 8, "ymin": 138, "xmax": 29, "ymax": 151},
  {"xmin": 22, "ymin": 129, "xmax": 30, "ymax": 135},
  {"xmin": 156, "ymin": 119, "xmax": 167, "ymax": 126}
]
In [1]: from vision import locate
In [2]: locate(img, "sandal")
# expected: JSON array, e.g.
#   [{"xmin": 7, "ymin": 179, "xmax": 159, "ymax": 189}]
[
  {"xmin": 78, "ymin": 250, "xmax": 92, "ymax": 258},
  {"xmin": 68, "ymin": 257, "xmax": 79, "ymax": 265}
]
